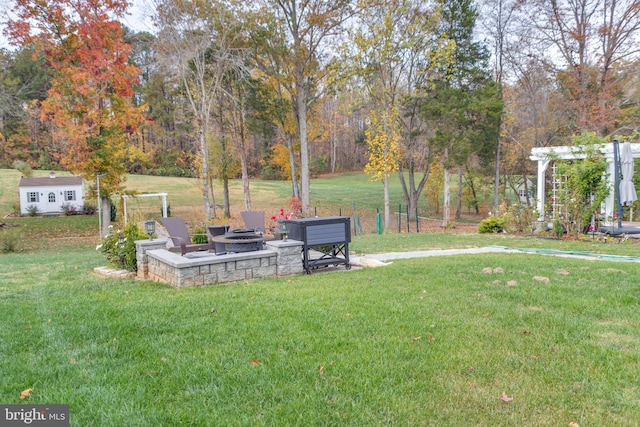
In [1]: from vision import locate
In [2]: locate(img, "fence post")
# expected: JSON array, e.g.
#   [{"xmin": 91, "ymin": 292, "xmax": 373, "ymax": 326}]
[
  {"xmin": 406, "ymin": 205, "xmax": 409, "ymax": 233},
  {"xmin": 397, "ymin": 204, "xmax": 402, "ymax": 233},
  {"xmin": 376, "ymin": 208, "xmax": 382, "ymax": 234}
]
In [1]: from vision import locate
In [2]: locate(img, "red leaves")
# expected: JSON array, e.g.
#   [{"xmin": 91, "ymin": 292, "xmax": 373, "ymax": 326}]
[{"xmin": 499, "ymin": 392, "xmax": 514, "ymax": 403}]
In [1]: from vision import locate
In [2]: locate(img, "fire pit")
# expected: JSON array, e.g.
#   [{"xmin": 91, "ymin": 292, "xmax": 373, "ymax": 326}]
[{"xmin": 212, "ymin": 229, "xmax": 265, "ymax": 253}]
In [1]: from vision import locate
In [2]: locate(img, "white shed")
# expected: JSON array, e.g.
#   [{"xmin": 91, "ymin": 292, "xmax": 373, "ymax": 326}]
[{"xmin": 18, "ymin": 172, "xmax": 85, "ymax": 215}]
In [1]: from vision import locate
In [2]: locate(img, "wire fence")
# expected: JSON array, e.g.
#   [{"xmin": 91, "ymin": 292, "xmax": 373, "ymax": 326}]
[{"xmin": 118, "ymin": 195, "xmax": 484, "ymax": 235}]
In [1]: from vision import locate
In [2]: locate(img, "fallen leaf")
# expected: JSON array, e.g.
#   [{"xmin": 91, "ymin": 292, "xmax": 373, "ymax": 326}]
[
  {"xmin": 568, "ymin": 423, "xmax": 580, "ymax": 427},
  {"xmin": 428, "ymin": 334, "xmax": 435, "ymax": 342},
  {"xmin": 319, "ymin": 364, "xmax": 324, "ymax": 375},
  {"xmin": 210, "ymin": 308, "xmax": 216, "ymax": 314},
  {"xmin": 484, "ymin": 312, "xmax": 491, "ymax": 318},
  {"xmin": 411, "ymin": 336, "xmax": 422, "ymax": 342},
  {"xmin": 499, "ymin": 392, "xmax": 513, "ymax": 403},
  {"xmin": 345, "ymin": 313, "xmax": 351, "ymax": 318},
  {"xmin": 251, "ymin": 359, "xmax": 260, "ymax": 366},
  {"xmin": 70, "ymin": 358, "xmax": 77, "ymax": 364},
  {"xmin": 20, "ymin": 388, "xmax": 33, "ymax": 399}
]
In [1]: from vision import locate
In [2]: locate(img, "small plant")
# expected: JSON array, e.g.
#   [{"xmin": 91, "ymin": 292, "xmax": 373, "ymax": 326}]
[
  {"xmin": 478, "ymin": 215, "xmax": 506, "ymax": 233},
  {"xmin": 268, "ymin": 197, "xmax": 304, "ymax": 236},
  {"xmin": 553, "ymin": 219, "xmax": 565, "ymax": 239},
  {"xmin": 191, "ymin": 226, "xmax": 209, "ymax": 244},
  {"xmin": 0, "ymin": 228, "xmax": 23, "ymax": 253},
  {"xmin": 82, "ymin": 202, "xmax": 97, "ymax": 215},
  {"xmin": 61, "ymin": 203, "xmax": 78, "ymax": 216},
  {"xmin": 26, "ymin": 204, "xmax": 38, "ymax": 217}
]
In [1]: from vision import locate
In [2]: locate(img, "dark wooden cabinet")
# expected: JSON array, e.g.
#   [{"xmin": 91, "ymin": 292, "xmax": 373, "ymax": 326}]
[{"xmin": 283, "ymin": 216, "xmax": 351, "ymax": 273}]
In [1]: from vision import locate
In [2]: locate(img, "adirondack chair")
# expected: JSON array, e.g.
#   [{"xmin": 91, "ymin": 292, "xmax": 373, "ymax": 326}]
[
  {"xmin": 160, "ymin": 217, "xmax": 212, "ymax": 255},
  {"xmin": 241, "ymin": 211, "xmax": 265, "ymax": 233}
]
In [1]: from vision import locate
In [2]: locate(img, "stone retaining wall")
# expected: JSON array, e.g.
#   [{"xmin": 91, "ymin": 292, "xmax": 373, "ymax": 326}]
[{"xmin": 136, "ymin": 238, "xmax": 304, "ymax": 288}]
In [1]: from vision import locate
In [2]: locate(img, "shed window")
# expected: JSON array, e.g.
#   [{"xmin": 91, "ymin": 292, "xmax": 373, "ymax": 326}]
[
  {"xmin": 48, "ymin": 192, "xmax": 56, "ymax": 203},
  {"xmin": 64, "ymin": 190, "xmax": 76, "ymax": 201},
  {"xmin": 27, "ymin": 192, "xmax": 39, "ymax": 202}
]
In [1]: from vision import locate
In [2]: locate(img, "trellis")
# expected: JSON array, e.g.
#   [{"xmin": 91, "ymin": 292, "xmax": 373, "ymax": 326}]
[{"xmin": 122, "ymin": 193, "xmax": 168, "ymax": 225}]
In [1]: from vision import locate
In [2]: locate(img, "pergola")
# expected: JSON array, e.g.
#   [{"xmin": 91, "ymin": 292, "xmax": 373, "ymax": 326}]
[
  {"xmin": 122, "ymin": 192, "xmax": 168, "ymax": 225},
  {"xmin": 530, "ymin": 142, "xmax": 640, "ymax": 222}
]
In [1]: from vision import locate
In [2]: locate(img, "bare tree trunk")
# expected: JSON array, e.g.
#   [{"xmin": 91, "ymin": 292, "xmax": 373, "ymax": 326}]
[
  {"xmin": 238, "ymin": 112, "xmax": 251, "ymax": 211},
  {"xmin": 285, "ymin": 132, "xmax": 300, "ymax": 198},
  {"xmin": 456, "ymin": 166, "xmax": 463, "ymax": 220},
  {"xmin": 383, "ymin": 175, "xmax": 390, "ymax": 230},
  {"xmin": 296, "ymin": 77, "xmax": 310, "ymax": 214},
  {"xmin": 442, "ymin": 168, "xmax": 451, "ymax": 228}
]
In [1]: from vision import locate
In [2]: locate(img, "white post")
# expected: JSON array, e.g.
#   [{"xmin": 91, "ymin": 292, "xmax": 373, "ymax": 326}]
[
  {"xmin": 161, "ymin": 194, "xmax": 168, "ymax": 218},
  {"xmin": 536, "ymin": 159, "xmax": 550, "ymax": 221}
]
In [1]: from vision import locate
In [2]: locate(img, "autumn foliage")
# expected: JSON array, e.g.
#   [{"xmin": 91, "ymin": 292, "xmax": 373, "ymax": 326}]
[{"xmin": 7, "ymin": 0, "xmax": 142, "ymax": 195}]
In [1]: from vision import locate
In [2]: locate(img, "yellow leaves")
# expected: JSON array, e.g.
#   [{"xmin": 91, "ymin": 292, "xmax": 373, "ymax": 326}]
[
  {"xmin": 364, "ymin": 108, "xmax": 400, "ymax": 181},
  {"xmin": 20, "ymin": 388, "xmax": 33, "ymax": 399}
]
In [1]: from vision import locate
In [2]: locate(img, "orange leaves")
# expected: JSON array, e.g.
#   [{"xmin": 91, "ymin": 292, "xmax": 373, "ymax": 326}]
[{"xmin": 20, "ymin": 388, "xmax": 33, "ymax": 399}]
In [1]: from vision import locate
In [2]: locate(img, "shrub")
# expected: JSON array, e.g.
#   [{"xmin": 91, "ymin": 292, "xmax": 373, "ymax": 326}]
[
  {"xmin": 12, "ymin": 160, "xmax": 33, "ymax": 177},
  {"xmin": 192, "ymin": 227, "xmax": 209, "ymax": 244},
  {"xmin": 553, "ymin": 219, "xmax": 565, "ymax": 239},
  {"xmin": 61, "ymin": 203, "xmax": 78, "ymax": 216},
  {"xmin": 26, "ymin": 204, "xmax": 38, "ymax": 216},
  {"xmin": 100, "ymin": 223, "xmax": 148, "ymax": 272},
  {"xmin": 82, "ymin": 202, "xmax": 97, "ymax": 215},
  {"xmin": 478, "ymin": 215, "xmax": 506, "ymax": 233},
  {"xmin": 0, "ymin": 228, "xmax": 23, "ymax": 253},
  {"xmin": 501, "ymin": 203, "xmax": 536, "ymax": 233}
]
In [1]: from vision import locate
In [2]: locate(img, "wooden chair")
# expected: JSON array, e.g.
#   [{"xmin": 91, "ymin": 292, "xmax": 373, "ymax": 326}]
[{"xmin": 160, "ymin": 217, "xmax": 212, "ymax": 255}]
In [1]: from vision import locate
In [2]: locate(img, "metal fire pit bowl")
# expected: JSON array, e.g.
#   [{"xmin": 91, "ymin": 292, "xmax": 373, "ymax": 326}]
[{"xmin": 212, "ymin": 229, "xmax": 265, "ymax": 253}]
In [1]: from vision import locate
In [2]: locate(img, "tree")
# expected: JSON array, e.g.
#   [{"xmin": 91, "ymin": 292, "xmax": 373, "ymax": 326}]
[
  {"xmin": 258, "ymin": 0, "xmax": 355, "ymax": 215},
  {"xmin": 526, "ymin": 0, "xmax": 640, "ymax": 136},
  {"xmin": 344, "ymin": 0, "xmax": 455, "ymax": 225},
  {"xmin": 363, "ymin": 108, "xmax": 400, "ymax": 230},
  {"xmin": 7, "ymin": 0, "xmax": 143, "ymax": 236},
  {"xmin": 421, "ymin": 0, "xmax": 502, "ymax": 227},
  {"xmin": 153, "ymin": 0, "xmax": 247, "ymax": 221}
]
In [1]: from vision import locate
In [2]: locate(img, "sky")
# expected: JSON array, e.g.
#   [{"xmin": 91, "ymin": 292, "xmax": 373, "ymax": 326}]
[{"xmin": 0, "ymin": 0, "xmax": 156, "ymax": 49}]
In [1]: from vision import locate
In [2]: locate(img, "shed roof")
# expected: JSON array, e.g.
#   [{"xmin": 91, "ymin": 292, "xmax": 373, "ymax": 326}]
[{"xmin": 19, "ymin": 176, "xmax": 83, "ymax": 187}]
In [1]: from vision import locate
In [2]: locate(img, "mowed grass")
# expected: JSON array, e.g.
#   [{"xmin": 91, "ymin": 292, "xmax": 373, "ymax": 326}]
[
  {"xmin": 1, "ymin": 247, "xmax": 639, "ymax": 426},
  {"xmin": 2, "ymin": 169, "xmax": 640, "ymax": 425}
]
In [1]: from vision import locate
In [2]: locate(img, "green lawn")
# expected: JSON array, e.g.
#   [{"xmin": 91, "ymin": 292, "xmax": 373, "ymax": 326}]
[
  {"xmin": 2, "ymin": 169, "xmax": 640, "ymax": 425},
  {"xmin": 1, "ymin": 242, "xmax": 639, "ymax": 426}
]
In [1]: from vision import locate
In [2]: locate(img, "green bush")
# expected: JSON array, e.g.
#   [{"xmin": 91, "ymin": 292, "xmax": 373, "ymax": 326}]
[
  {"xmin": 26, "ymin": 204, "xmax": 38, "ymax": 216},
  {"xmin": 100, "ymin": 222, "xmax": 148, "ymax": 271},
  {"xmin": 0, "ymin": 228, "xmax": 23, "ymax": 253},
  {"xmin": 478, "ymin": 215, "xmax": 506, "ymax": 233},
  {"xmin": 192, "ymin": 227, "xmax": 209, "ymax": 244}
]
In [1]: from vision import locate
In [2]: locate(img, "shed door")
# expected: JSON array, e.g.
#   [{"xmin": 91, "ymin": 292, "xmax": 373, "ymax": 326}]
[{"xmin": 46, "ymin": 191, "xmax": 58, "ymax": 212}]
